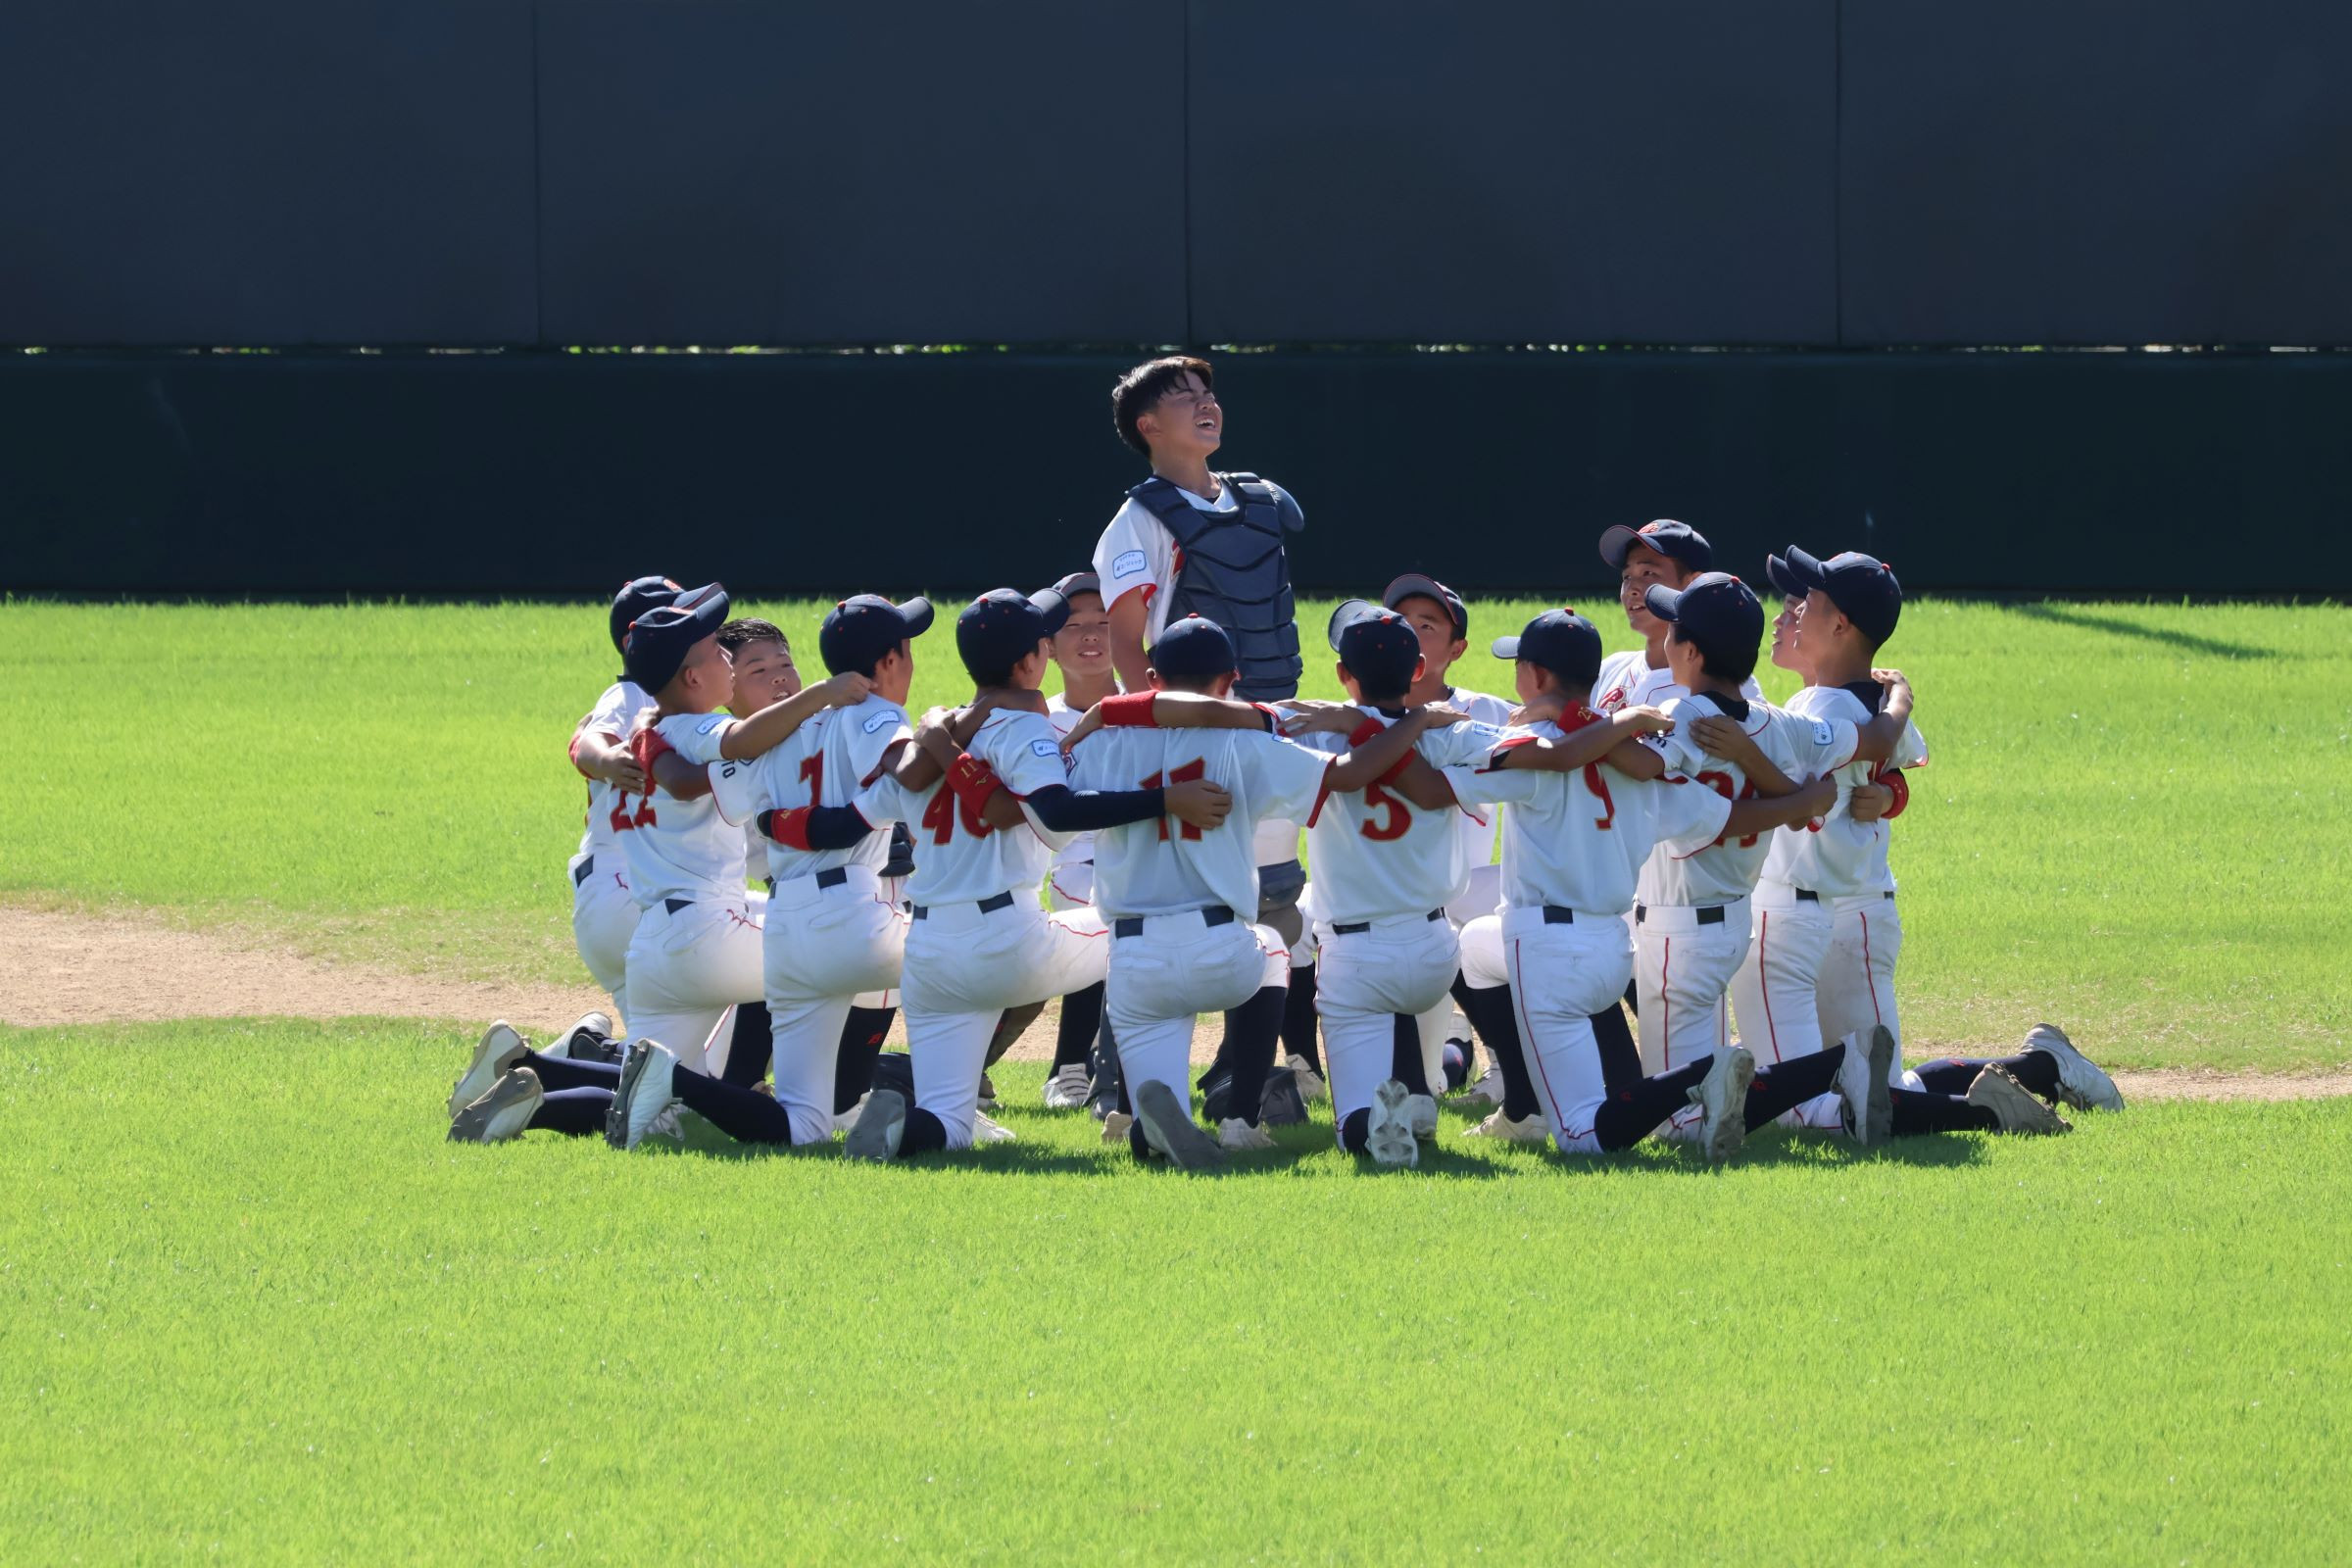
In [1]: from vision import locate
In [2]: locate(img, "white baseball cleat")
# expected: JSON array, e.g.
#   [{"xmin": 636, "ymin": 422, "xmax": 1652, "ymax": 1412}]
[
  {"xmin": 1217, "ymin": 1117, "xmax": 1278, "ymax": 1152},
  {"xmin": 1691, "ymin": 1047, "xmax": 1755, "ymax": 1164},
  {"xmin": 1404, "ymin": 1093, "xmax": 1439, "ymax": 1140},
  {"xmin": 449, "ymin": 1021, "xmax": 528, "ymax": 1117},
  {"xmin": 448, "ymin": 1066, "xmax": 543, "ymax": 1144},
  {"xmin": 846, "ymin": 1089, "xmax": 908, "ymax": 1161},
  {"xmin": 605, "ymin": 1042, "xmax": 679, "ymax": 1151},
  {"xmin": 1101, "ymin": 1109, "xmax": 1136, "ymax": 1146},
  {"xmin": 1967, "ymin": 1066, "xmax": 2074, "ymax": 1135},
  {"xmin": 1838, "ymin": 1026, "xmax": 1896, "ymax": 1147},
  {"xmin": 1461, "ymin": 1107, "xmax": 1548, "ymax": 1142},
  {"xmin": 1134, "ymin": 1082, "xmax": 1228, "ymax": 1170},
  {"xmin": 971, "ymin": 1110, "xmax": 1018, "ymax": 1146},
  {"xmin": 1041, "ymin": 1063, "xmax": 1092, "ymax": 1109},
  {"xmin": 1286, "ymin": 1054, "xmax": 1327, "ymax": 1104},
  {"xmin": 1456, "ymin": 1062, "xmax": 1504, "ymax": 1110},
  {"xmin": 1365, "ymin": 1080, "xmax": 1421, "ymax": 1168},
  {"xmin": 834, "ymin": 1094, "xmax": 865, "ymax": 1137},
  {"xmin": 2023, "ymin": 1023, "xmax": 2124, "ymax": 1112},
  {"xmin": 551, "ymin": 1010, "xmax": 620, "ymax": 1064}
]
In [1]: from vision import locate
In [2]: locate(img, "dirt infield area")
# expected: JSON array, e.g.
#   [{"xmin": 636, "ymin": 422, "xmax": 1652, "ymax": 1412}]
[{"xmin": 4, "ymin": 903, "xmax": 2345, "ymax": 1102}]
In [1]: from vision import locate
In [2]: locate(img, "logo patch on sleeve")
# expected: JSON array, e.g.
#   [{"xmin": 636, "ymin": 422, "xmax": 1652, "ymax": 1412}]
[
  {"xmin": 697, "ymin": 717, "xmax": 725, "ymax": 735},
  {"xmin": 1812, "ymin": 719, "xmax": 1836, "ymax": 746},
  {"xmin": 1030, "ymin": 738, "xmax": 1060, "ymax": 760},
  {"xmin": 862, "ymin": 710, "xmax": 898, "ymax": 735},
  {"xmin": 1111, "ymin": 549, "xmax": 1148, "ymax": 579}
]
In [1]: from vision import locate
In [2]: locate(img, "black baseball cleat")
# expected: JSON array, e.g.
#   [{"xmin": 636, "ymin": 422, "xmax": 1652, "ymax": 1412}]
[{"xmin": 1257, "ymin": 1069, "xmax": 1309, "ymax": 1128}]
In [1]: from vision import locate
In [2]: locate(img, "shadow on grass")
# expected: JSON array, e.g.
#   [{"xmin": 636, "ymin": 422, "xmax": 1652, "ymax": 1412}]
[{"xmin": 2003, "ymin": 602, "xmax": 2274, "ymax": 661}]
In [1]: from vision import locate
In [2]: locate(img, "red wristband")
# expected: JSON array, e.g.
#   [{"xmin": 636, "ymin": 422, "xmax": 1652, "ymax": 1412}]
[
  {"xmin": 629, "ymin": 726, "xmax": 676, "ymax": 779},
  {"xmin": 1099, "ymin": 692, "xmax": 1159, "ymax": 727},
  {"xmin": 947, "ymin": 753, "xmax": 1003, "ymax": 814},
  {"xmin": 1882, "ymin": 769, "xmax": 1911, "ymax": 819},
  {"xmin": 760, "ymin": 807, "xmax": 815, "ymax": 852}
]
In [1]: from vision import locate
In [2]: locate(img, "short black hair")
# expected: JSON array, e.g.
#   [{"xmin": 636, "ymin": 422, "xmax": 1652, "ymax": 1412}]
[
  {"xmin": 717, "ymin": 617, "xmax": 788, "ymax": 656},
  {"xmin": 1670, "ymin": 623, "xmax": 1759, "ymax": 685},
  {"xmin": 1112, "ymin": 356, "xmax": 1214, "ymax": 456}
]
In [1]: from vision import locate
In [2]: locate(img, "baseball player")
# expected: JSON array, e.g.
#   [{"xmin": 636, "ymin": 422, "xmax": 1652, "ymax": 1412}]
[
  {"xmin": 1417, "ymin": 610, "xmax": 1881, "ymax": 1162},
  {"xmin": 1060, "ymin": 615, "xmax": 1446, "ymax": 1168},
  {"xmin": 1094, "ymin": 359, "xmax": 1316, "ymax": 1112},
  {"xmin": 1039, "ymin": 570, "xmax": 1121, "ymax": 1111},
  {"xmin": 445, "ymin": 1014, "xmax": 625, "ymax": 1143},
  {"xmin": 564, "ymin": 574, "xmax": 683, "ymax": 1030}
]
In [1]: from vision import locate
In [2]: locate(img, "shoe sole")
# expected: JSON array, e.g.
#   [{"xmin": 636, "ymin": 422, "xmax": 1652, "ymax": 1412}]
[
  {"xmin": 1405, "ymin": 1094, "xmax": 1439, "ymax": 1141},
  {"xmin": 448, "ymin": 1071, "xmax": 542, "ymax": 1143},
  {"xmin": 1366, "ymin": 1082, "xmax": 1420, "ymax": 1168},
  {"xmin": 1970, "ymin": 1068, "xmax": 2073, "ymax": 1136},
  {"xmin": 2027, "ymin": 1024, "xmax": 2125, "ymax": 1112},
  {"xmin": 449, "ymin": 1022, "xmax": 525, "ymax": 1118},
  {"xmin": 1860, "ymin": 1025, "xmax": 1895, "ymax": 1147},
  {"xmin": 845, "ymin": 1089, "xmax": 906, "ymax": 1161},
  {"xmin": 606, "ymin": 1047, "xmax": 652, "ymax": 1150},
  {"xmin": 1702, "ymin": 1050, "xmax": 1756, "ymax": 1164},
  {"xmin": 1135, "ymin": 1083, "xmax": 1227, "ymax": 1171}
]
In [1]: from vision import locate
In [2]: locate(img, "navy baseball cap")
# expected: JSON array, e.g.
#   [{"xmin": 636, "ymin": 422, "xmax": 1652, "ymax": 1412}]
[
  {"xmin": 956, "ymin": 588, "xmax": 1071, "ymax": 678},
  {"xmin": 1327, "ymin": 600, "xmax": 1423, "ymax": 697},
  {"xmin": 1150, "ymin": 614, "xmax": 1239, "ymax": 680},
  {"xmin": 1381, "ymin": 572, "xmax": 1468, "ymax": 639},
  {"xmin": 1599, "ymin": 519, "xmax": 1714, "ymax": 573},
  {"xmin": 1644, "ymin": 572, "xmax": 1764, "ymax": 667},
  {"xmin": 610, "ymin": 574, "xmax": 683, "ymax": 654},
  {"xmin": 818, "ymin": 594, "xmax": 934, "ymax": 675},
  {"xmin": 620, "ymin": 582, "xmax": 730, "ymax": 692},
  {"xmin": 1049, "ymin": 570, "xmax": 1102, "ymax": 604},
  {"xmin": 1493, "ymin": 609, "xmax": 1604, "ymax": 686},
  {"xmin": 1769, "ymin": 547, "xmax": 1902, "ymax": 644}
]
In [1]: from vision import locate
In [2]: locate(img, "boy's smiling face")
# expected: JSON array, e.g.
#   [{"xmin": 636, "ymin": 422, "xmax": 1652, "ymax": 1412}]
[
  {"xmin": 729, "ymin": 638, "xmax": 801, "ymax": 712},
  {"xmin": 1051, "ymin": 591, "xmax": 1113, "ymax": 681},
  {"xmin": 1136, "ymin": 371, "xmax": 1223, "ymax": 463}
]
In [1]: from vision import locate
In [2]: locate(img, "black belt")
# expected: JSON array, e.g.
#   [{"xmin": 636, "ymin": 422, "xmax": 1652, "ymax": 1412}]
[
  {"xmin": 815, "ymin": 866, "xmax": 848, "ymax": 890},
  {"xmin": 912, "ymin": 891, "xmax": 1015, "ymax": 919},
  {"xmin": 1793, "ymin": 889, "xmax": 1894, "ymax": 904},
  {"xmin": 664, "ymin": 897, "xmax": 693, "ymax": 914},
  {"xmin": 1543, "ymin": 906, "xmax": 1576, "ymax": 924},
  {"xmin": 1637, "ymin": 904, "xmax": 1726, "ymax": 926},
  {"xmin": 1113, "ymin": 906, "xmax": 1237, "ymax": 939},
  {"xmin": 573, "ymin": 857, "xmax": 594, "ymax": 887},
  {"xmin": 1331, "ymin": 908, "xmax": 1446, "ymax": 936}
]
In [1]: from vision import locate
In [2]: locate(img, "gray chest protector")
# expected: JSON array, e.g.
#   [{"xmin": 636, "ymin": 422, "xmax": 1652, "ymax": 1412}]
[{"xmin": 1129, "ymin": 471, "xmax": 1306, "ymax": 701}]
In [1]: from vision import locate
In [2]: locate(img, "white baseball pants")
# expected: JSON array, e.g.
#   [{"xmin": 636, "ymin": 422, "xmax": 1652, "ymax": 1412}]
[
  {"xmin": 1634, "ymin": 900, "xmax": 1752, "ymax": 1075},
  {"xmin": 623, "ymin": 891, "xmax": 766, "ymax": 1074},
  {"xmin": 1315, "ymin": 912, "xmax": 1459, "ymax": 1128},
  {"xmin": 763, "ymin": 865, "xmax": 908, "ymax": 1144},
  {"xmin": 568, "ymin": 850, "xmax": 639, "ymax": 1030},
  {"xmin": 902, "ymin": 899, "xmax": 1110, "ymax": 1148},
  {"xmin": 1499, "ymin": 906, "xmax": 1636, "ymax": 1155},
  {"xmin": 1107, "ymin": 913, "xmax": 1290, "ymax": 1115}
]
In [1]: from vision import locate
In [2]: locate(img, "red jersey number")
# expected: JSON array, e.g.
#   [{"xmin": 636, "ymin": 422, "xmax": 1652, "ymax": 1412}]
[
  {"xmin": 1359, "ymin": 780, "xmax": 1410, "ymax": 842},
  {"xmin": 1144, "ymin": 759, "xmax": 1208, "ymax": 842}
]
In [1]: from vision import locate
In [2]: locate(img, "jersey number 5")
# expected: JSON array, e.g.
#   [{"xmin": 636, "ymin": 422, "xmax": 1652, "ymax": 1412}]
[
  {"xmin": 1143, "ymin": 760, "xmax": 1206, "ymax": 842},
  {"xmin": 1358, "ymin": 780, "xmax": 1410, "ymax": 841}
]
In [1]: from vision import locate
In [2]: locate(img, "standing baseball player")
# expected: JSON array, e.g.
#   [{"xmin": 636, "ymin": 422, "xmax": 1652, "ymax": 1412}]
[
  {"xmin": 564, "ymin": 574, "xmax": 682, "ymax": 1030},
  {"xmin": 1060, "ymin": 615, "xmax": 1444, "ymax": 1168},
  {"xmin": 1094, "ymin": 358, "xmax": 1315, "ymax": 1105}
]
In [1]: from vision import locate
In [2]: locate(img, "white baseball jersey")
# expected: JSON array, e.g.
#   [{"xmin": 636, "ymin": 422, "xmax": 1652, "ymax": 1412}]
[
  {"xmin": 852, "ymin": 708, "xmax": 1075, "ymax": 906},
  {"xmin": 1760, "ymin": 683, "xmax": 1928, "ymax": 898},
  {"xmin": 708, "ymin": 692, "xmax": 909, "ymax": 884},
  {"xmin": 1442, "ymin": 684, "xmax": 1514, "ymax": 869},
  {"xmin": 1444, "ymin": 719, "xmax": 1731, "ymax": 917},
  {"xmin": 1092, "ymin": 478, "xmax": 1304, "ymax": 646},
  {"xmin": 1641, "ymin": 692, "xmax": 1861, "ymax": 908},
  {"xmin": 1294, "ymin": 712, "xmax": 1504, "ymax": 925},
  {"xmin": 619, "ymin": 711, "xmax": 753, "ymax": 906},
  {"xmin": 1593, "ymin": 653, "xmax": 1762, "ymax": 716},
  {"xmin": 571, "ymin": 678, "xmax": 658, "ymax": 858},
  {"xmin": 1045, "ymin": 692, "xmax": 1104, "ymax": 874},
  {"xmin": 1070, "ymin": 727, "xmax": 1330, "ymax": 919}
]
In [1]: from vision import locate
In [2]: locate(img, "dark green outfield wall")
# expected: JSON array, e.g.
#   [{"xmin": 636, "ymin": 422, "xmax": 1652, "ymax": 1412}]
[{"xmin": 4, "ymin": 350, "xmax": 2347, "ymax": 599}]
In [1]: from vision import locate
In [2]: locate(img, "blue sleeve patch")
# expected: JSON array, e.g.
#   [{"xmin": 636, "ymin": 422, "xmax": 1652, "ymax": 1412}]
[
  {"xmin": 862, "ymin": 710, "xmax": 898, "ymax": 735},
  {"xmin": 1031, "ymin": 738, "xmax": 1060, "ymax": 760},
  {"xmin": 1111, "ymin": 549, "xmax": 1148, "ymax": 579}
]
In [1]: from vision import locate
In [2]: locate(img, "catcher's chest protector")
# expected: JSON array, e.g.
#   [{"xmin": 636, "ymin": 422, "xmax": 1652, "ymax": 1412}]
[{"xmin": 1130, "ymin": 471, "xmax": 1306, "ymax": 701}]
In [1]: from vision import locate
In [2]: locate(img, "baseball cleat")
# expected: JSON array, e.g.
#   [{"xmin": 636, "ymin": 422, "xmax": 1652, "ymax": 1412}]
[
  {"xmin": 1967, "ymin": 1066, "xmax": 2074, "ymax": 1135},
  {"xmin": 1461, "ymin": 1107, "xmax": 1548, "ymax": 1142},
  {"xmin": 846, "ymin": 1089, "xmax": 908, "ymax": 1161},
  {"xmin": 1218, "ymin": 1117, "xmax": 1278, "ymax": 1152},
  {"xmin": 449, "ymin": 1020, "xmax": 528, "ymax": 1117},
  {"xmin": 1691, "ymin": 1047, "xmax": 1755, "ymax": 1164},
  {"xmin": 1455, "ymin": 1062, "xmax": 1505, "ymax": 1110},
  {"xmin": 1041, "ymin": 1062, "xmax": 1092, "ymax": 1109},
  {"xmin": 448, "ymin": 1066, "xmax": 543, "ymax": 1144},
  {"xmin": 1365, "ymin": 1080, "xmax": 1421, "ymax": 1168},
  {"xmin": 1838, "ymin": 1026, "xmax": 1896, "ymax": 1147},
  {"xmin": 1257, "ymin": 1069, "xmax": 1309, "ymax": 1128},
  {"xmin": 1101, "ymin": 1109, "xmax": 1136, "ymax": 1146},
  {"xmin": 1404, "ymin": 1092, "xmax": 1440, "ymax": 1140},
  {"xmin": 2023, "ymin": 1023, "xmax": 2124, "ymax": 1112},
  {"xmin": 1286, "ymin": 1054, "xmax": 1327, "ymax": 1103},
  {"xmin": 834, "ymin": 1094, "xmax": 866, "ymax": 1137},
  {"xmin": 552, "ymin": 1011, "xmax": 621, "ymax": 1065},
  {"xmin": 606, "ymin": 1042, "xmax": 679, "ymax": 1151},
  {"xmin": 971, "ymin": 1110, "xmax": 1018, "ymax": 1146},
  {"xmin": 1134, "ymin": 1081, "xmax": 1227, "ymax": 1170}
]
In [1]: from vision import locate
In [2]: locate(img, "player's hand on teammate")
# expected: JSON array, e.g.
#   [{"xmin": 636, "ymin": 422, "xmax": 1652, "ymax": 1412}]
[
  {"xmin": 1689, "ymin": 711, "xmax": 1763, "ymax": 767},
  {"xmin": 818, "ymin": 672, "xmax": 876, "ymax": 708},
  {"xmin": 595, "ymin": 751, "xmax": 649, "ymax": 795},
  {"xmin": 1509, "ymin": 692, "xmax": 1566, "ymax": 727},
  {"xmin": 1791, "ymin": 772, "xmax": 1838, "ymax": 822},
  {"xmin": 1412, "ymin": 703, "xmax": 1473, "ymax": 728},
  {"xmin": 1276, "ymin": 700, "xmax": 1356, "ymax": 737},
  {"xmin": 1846, "ymin": 781, "xmax": 1894, "ymax": 823},
  {"xmin": 1058, "ymin": 702, "xmax": 1107, "ymax": 753},
  {"xmin": 1617, "ymin": 704, "xmax": 1675, "ymax": 736},
  {"xmin": 1163, "ymin": 775, "xmax": 1234, "ymax": 832}
]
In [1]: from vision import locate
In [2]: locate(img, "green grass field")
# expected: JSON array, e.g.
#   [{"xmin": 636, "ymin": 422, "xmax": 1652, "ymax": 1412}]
[
  {"xmin": 4, "ymin": 596, "xmax": 2346, "ymax": 1067},
  {"xmin": 4, "ymin": 597, "xmax": 2350, "ymax": 1561},
  {"xmin": 4, "ymin": 1024, "xmax": 2348, "ymax": 1562}
]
